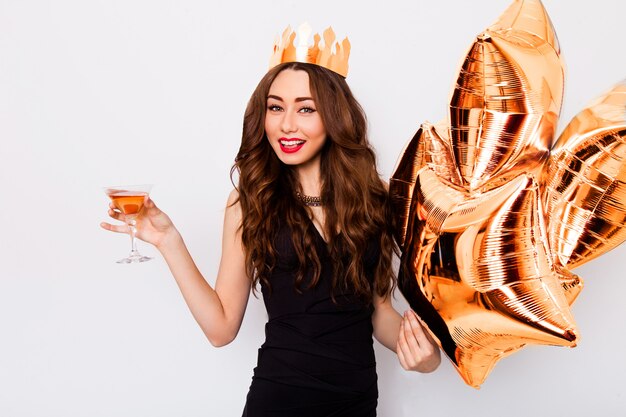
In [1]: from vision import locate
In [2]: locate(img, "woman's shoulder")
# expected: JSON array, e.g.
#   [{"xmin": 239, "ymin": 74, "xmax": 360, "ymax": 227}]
[
  {"xmin": 225, "ymin": 188, "xmax": 243, "ymax": 224},
  {"xmin": 227, "ymin": 188, "xmax": 240, "ymax": 205}
]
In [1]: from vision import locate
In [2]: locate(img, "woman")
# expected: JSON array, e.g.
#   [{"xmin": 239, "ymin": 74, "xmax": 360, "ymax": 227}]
[{"xmin": 101, "ymin": 28, "xmax": 440, "ymax": 416}]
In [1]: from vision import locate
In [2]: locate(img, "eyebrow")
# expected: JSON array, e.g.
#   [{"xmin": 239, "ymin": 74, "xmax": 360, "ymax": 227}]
[{"xmin": 267, "ymin": 95, "xmax": 315, "ymax": 102}]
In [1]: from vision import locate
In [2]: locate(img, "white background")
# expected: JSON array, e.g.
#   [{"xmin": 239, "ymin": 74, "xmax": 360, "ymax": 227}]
[{"xmin": 1, "ymin": 0, "xmax": 625, "ymax": 416}]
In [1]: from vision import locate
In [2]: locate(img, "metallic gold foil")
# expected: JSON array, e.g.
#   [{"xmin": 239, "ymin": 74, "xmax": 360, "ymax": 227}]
[
  {"xmin": 390, "ymin": 0, "xmax": 626, "ymax": 388},
  {"xmin": 543, "ymin": 80, "xmax": 626, "ymax": 295},
  {"xmin": 448, "ymin": 0, "xmax": 563, "ymax": 193}
]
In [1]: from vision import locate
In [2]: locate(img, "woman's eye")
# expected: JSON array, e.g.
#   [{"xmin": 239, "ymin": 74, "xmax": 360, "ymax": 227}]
[
  {"xmin": 267, "ymin": 105, "xmax": 282, "ymax": 112},
  {"xmin": 299, "ymin": 107, "xmax": 316, "ymax": 114}
]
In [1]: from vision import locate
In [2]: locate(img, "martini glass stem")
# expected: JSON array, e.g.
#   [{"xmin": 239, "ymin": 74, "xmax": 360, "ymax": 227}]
[{"xmin": 128, "ymin": 218, "xmax": 139, "ymax": 256}]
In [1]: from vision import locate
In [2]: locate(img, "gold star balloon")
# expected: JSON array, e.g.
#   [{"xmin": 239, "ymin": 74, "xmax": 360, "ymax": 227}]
[
  {"xmin": 544, "ymin": 81, "xmax": 626, "ymax": 302},
  {"xmin": 390, "ymin": 0, "xmax": 626, "ymax": 388}
]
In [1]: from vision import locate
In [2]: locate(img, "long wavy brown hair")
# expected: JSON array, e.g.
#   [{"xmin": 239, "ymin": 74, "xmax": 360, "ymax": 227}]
[{"xmin": 231, "ymin": 62, "xmax": 396, "ymax": 303}]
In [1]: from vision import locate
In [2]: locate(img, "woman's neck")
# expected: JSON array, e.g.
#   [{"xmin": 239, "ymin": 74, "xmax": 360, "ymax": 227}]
[{"xmin": 295, "ymin": 158, "xmax": 322, "ymax": 196}]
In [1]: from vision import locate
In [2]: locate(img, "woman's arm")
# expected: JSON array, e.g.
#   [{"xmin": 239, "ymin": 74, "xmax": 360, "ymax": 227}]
[
  {"xmin": 101, "ymin": 189, "xmax": 251, "ymax": 347},
  {"xmin": 372, "ymin": 294, "xmax": 441, "ymax": 373}
]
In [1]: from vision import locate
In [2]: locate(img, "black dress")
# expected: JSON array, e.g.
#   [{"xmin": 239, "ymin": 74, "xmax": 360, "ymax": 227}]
[{"xmin": 242, "ymin": 221, "xmax": 379, "ymax": 416}]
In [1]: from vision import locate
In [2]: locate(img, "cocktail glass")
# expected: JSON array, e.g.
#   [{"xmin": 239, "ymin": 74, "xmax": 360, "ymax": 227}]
[{"xmin": 103, "ymin": 184, "xmax": 153, "ymax": 264}]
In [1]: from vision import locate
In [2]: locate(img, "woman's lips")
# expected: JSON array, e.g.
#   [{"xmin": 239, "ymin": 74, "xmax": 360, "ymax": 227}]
[{"xmin": 279, "ymin": 137, "xmax": 305, "ymax": 154}]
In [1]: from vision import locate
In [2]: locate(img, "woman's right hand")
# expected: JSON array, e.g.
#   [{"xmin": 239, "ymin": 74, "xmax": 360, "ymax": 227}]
[{"xmin": 100, "ymin": 197, "xmax": 179, "ymax": 251}]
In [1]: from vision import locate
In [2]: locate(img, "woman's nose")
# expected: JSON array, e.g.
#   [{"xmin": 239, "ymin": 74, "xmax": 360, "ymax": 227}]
[{"xmin": 280, "ymin": 110, "xmax": 297, "ymax": 133}]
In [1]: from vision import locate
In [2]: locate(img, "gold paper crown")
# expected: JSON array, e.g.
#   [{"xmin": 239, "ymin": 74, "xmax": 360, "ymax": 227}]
[{"xmin": 269, "ymin": 23, "xmax": 351, "ymax": 77}]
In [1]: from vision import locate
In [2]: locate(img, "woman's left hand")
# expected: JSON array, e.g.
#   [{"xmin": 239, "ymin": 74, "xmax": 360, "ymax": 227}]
[{"xmin": 396, "ymin": 309, "xmax": 441, "ymax": 373}]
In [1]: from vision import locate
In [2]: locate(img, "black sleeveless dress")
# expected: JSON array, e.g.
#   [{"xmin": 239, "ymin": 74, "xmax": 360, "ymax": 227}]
[{"xmin": 242, "ymin": 221, "xmax": 379, "ymax": 416}]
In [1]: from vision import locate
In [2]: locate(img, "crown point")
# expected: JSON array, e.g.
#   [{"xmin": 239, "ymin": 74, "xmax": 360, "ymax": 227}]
[{"xmin": 297, "ymin": 22, "xmax": 313, "ymax": 47}]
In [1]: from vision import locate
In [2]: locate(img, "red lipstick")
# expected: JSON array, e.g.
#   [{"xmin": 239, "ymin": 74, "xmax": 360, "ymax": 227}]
[{"xmin": 279, "ymin": 137, "xmax": 306, "ymax": 154}]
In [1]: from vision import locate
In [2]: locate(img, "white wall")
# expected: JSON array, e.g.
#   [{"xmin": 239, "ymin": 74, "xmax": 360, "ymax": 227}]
[{"xmin": 1, "ymin": 1, "xmax": 625, "ymax": 416}]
